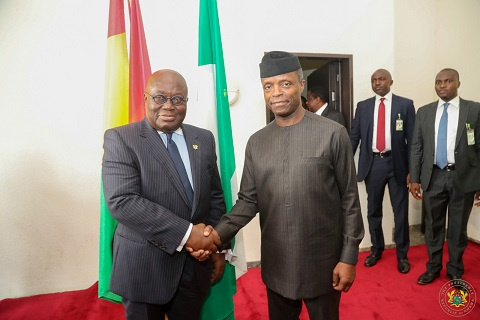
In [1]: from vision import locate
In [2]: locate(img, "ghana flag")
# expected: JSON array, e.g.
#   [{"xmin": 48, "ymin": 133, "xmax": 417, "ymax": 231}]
[
  {"xmin": 98, "ymin": 0, "xmax": 128, "ymax": 303},
  {"xmin": 98, "ymin": 0, "xmax": 151, "ymax": 303}
]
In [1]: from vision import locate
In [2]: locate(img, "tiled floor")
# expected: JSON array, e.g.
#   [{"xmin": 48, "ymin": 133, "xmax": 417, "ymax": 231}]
[
  {"xmin": 408, "ymin": 224, "xmax": 426, "ymax": 246},
  {"xmin": 358, "ymin": 223, "xmax": 425, "ymax": 252}
]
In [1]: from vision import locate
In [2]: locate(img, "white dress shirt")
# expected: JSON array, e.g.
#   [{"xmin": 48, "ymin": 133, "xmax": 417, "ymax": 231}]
[{"xmin": 315, "ymin": 102, "xmax": 328, "ymax": 116}]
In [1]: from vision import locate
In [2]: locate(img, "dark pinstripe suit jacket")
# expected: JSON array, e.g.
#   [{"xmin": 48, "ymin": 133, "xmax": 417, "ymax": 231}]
[
  {"xmin": 215, "ymin": 112, "xmax": 364, "ymax": 299},
  {"xmin": 410, "ymin": 98, "xmax": 480, "ymax": 192},
  {"xmin": 102, "ymin": 118, "xmax": 225, "ymax": 304}
]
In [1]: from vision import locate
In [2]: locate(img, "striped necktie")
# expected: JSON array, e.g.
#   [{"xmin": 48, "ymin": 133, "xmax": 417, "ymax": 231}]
[{"xmin": 166, "ymin": 133, "xmax": 194, "ymax": 205}]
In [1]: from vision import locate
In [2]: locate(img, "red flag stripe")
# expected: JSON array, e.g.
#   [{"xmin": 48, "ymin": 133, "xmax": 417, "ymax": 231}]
[
  {"xmin": 107, "ymin": 0, "xmax": 126, "ymax": 37},
  {"xmin": 128, "ymin": 0, "xmax": 151, "ymax": 123}
]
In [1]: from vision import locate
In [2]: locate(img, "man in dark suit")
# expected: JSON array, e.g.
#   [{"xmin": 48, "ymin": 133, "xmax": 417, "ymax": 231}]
[
  {"xmin": 306, "ymin": 85, "xmax": 346, "ymax": 126},
  {"xmin": 102, "ymin": 69, "xmax": 226, "ymax": 319},
  {"xmin": 350, "ymin": 69, "xmax": 415, "ymax": 273},
  {"xmin": 196, "ymin": 51, "xmax": 364, "ymax": 320},
  {"xmin": 410, "ymin": 68, "xmax": 480, "ymax": 285}
]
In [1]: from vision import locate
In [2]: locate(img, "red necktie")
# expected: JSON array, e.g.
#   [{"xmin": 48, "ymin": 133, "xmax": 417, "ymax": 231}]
[{"xmin": 376, "ymin": 97, "xmax": 386, "ymax": 152}]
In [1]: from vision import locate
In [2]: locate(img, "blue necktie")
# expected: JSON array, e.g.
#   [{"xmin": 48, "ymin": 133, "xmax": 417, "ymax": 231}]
[
  {"xmin": 166, "ymin": 133, "xmax": 194, "ymax": 205},
  {"xmin": 436, "ymin": 103, "xmax": 449, "ymax": 169}
]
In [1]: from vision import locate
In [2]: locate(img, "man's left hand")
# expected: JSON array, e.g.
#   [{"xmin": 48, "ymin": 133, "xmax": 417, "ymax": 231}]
[
  {"xmin": 332, "ymin": 262, "xmax": 356, "ymax": 292},
  {"xmin": 475, "ymin": 191, "xmax": 480, "ymax": 207},
  {"xmin": 210, "ymin": 253, "xmax": 226, "ymax": 283}
]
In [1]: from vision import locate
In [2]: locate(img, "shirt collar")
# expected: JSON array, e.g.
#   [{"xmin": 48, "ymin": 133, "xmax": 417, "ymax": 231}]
[
  {"xmin": 438, "ymin": 96, "xmax": 460, "ymax": 109},
  {"xmin": 317, "ymin": 102, "xmax": 328, "ymax": 115},
  {"xmin": 375, "ymin": 91, "xmax": 393, "ymax": 102},
  {"xmin": 158, "ymin": 127, "xmax": 184, "ymax": 137}
]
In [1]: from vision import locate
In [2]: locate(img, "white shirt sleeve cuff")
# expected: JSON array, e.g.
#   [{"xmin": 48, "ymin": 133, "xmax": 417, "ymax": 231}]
[
  {"xmin": 224, "ymin": 249, "xmax": 233, "ymax": 262},
  {"xmin": 176, "ymin": 223, "xmax": 193, "ymax": 252}
]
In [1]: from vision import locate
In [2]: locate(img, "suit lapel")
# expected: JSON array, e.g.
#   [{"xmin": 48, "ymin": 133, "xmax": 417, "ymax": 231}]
[
  {"xmin": 140, "ymin": 119, "xmax": 191, "ymax": 208},
  {"xmin": 455, "ymin": 98, "xmax": 469, "ymax": 148},
  {"xmin": 367, "ymin": 97, "xmax": 375, "ymax": 148},
  {"xmin": 426, "ymin": 102, "xmax": 437, "ymax": 151},
  {"xmin": 183, "ymin": 125, "xmax": 201, "ymax": 216},
  {"xmin": 321, "ymin": 104, "xmax": 330, "ymax": 117},
  {"xmin": 390, "ymin": 94, "xmax": 399, "ymax": 135}
]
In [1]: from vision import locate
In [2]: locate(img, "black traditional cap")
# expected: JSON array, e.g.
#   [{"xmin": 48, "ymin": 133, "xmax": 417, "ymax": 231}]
[{"xmin": 259, "ymin": 51, "xmax": 301, "ymax": 78}]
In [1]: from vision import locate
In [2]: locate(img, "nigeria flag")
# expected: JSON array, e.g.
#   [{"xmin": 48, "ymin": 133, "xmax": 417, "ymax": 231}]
[{"xmin": 198, "ymin": 0, "xmax": 247, "ymax": 319}]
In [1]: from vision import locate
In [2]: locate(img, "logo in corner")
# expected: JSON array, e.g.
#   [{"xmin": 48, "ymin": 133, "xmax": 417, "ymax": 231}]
[{"xmin": 439, "ymin": 279, "xmax": 476, "ymax": 317}]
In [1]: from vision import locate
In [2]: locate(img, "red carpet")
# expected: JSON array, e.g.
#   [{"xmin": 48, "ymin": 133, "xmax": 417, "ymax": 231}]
[
  {"xmin": 234, "ymin": 242, "xmax": 480, "ymax": 320},
  {"xmin": 1, "ymin": 242, "xmax": 479, "ymax": 319}
]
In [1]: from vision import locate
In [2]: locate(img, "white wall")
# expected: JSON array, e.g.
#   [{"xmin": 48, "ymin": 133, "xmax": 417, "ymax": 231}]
[
  {"xmin": 0, "ymin": 1, "xmax": 110, "ymax": 298},
  {"xmin": 0, "ymin": 0, "xmax": 478, "ymax": 299},
  {"xmin": 394, "ymin": 0, "xmax": 480, "ymax": 240},
  {"xmin": 434, "ymin": 0, "xmax": 480, "ymax": 240}
]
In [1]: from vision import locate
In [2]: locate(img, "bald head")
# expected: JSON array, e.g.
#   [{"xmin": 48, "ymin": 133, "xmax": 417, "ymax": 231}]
[
  {"xmin": 437, "ymin": 68, "xmax": 459, "ymax": 82},
  {"xmin": 146, "ymin": 69, "xmax": 188, "ymax": 96},
  {"xmin": 371, "ymin": 69, "xmax": 393, "ymax": 97},
  {"xmin": 372, "ymin": 69, "xmax": 392, "ymax": 79}
]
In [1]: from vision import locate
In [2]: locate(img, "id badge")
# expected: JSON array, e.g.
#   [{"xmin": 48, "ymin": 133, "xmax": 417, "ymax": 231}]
[
  {"xmin": 396, "ymin": 113, "xmax": 403, "ymax": 131},
  {"xmin": 467, "ymin": 129, "xmax": 475, "ymax": 145}
]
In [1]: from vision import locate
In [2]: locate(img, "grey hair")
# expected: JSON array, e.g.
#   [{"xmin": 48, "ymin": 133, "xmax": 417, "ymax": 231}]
[{"xmin": 295, "ymin": 68, "xmax": 304, "ymax": 82}]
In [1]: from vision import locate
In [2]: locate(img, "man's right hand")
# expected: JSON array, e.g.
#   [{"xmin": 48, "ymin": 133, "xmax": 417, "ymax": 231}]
[
  {"xmin": 185, "ymin": 223, "xmax": 218, "ymax": 256},
  {"xmin": 187, "ymin": 225, "xmax": 222, "ymax": 261},
  {"xmin": 410, "ymin": 182, "xmax": 422, "ymax": 200}
]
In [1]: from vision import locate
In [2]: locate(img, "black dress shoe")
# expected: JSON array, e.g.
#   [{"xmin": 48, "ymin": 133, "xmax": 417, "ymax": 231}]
[
  {"xmin": 417, "ymin": 271, "xmax": 440, "ymax": 285},
  {"xmin": 364, "ymin": 253, "xmax": 382, "ymax": 267},
  {"xmin": 398, "ymin": 258, "xmax": 410, "ymax": 273},
  {"xmin": 446, "ymin": 273, "xmax": 462, "ymax": 281},
  {"xmin": 446, "ymin": 274, "xmax": 466, "ymax": 288}
]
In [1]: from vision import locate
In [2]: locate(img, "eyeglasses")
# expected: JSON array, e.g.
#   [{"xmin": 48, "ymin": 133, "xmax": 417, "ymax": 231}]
[{"xmin": 146, "ymin": 93, "xmax": 188, "ymax": 106}]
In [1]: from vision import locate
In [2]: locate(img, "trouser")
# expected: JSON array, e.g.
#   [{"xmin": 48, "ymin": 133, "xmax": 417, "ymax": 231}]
[
  {"xmin": 122, "ymin": 257, "xmax": 207, "ymax": 320},
  {"xmin": 266, "ymin": 287, "xmax": 341, "ymax": 320},
  {"xmin": 365, "ymin": 155, "xmax": 409, "ymax": 259},
  {"xmin": 423, "ymin": 167, "xmax": 474, "ymax": 276}
]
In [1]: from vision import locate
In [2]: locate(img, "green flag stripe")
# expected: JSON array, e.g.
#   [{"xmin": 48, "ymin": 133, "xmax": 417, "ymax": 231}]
[
  {"xmin": 199, "ymin": 0, "xmax": 236, "ymax": 211},
  {"xmin": 199, "ymin": 1, "xmax": 238, "ymax": 319}
]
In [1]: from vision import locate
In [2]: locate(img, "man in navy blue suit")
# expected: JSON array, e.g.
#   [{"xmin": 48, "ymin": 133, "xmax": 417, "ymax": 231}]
[{"xmin": 350, "ymin": 69, "xmax": 415, "ymax": 273}]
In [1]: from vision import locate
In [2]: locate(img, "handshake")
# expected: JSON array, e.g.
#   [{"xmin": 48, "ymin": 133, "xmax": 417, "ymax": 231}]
[{"xmin": 185, "ymin": 223, "xmax": 222, "ymax": 261}]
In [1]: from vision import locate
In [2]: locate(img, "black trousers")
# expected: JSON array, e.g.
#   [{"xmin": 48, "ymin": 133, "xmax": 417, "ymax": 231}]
[
  {"xmin": 364, "ymin": 156, "xmax": 410, "ymax": 259},
  {"xmin": 266, "ymin": 287, "xmax": 341, "ymax": 320},
  {"xmin": 122, "ymin": 257, "xmax": 208, "ymax": 320},
  {"xmin": 423, "ymin": 167, "xmax": 474, "ymax": 276}
]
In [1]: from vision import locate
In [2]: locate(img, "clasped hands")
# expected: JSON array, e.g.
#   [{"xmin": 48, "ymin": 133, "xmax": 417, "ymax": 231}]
[
  {"xmin": 185, "ymin": 223, "xmax": 222, "ymax": 261},
  {"xmin": 185, "ymin": 223, "xmax": 224, "ymax": 283}
]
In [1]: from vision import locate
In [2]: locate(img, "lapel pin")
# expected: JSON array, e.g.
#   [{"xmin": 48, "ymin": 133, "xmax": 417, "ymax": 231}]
[{"xmin": 192, "ymin": 144, "xmax": 198, "ymax": 150}]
